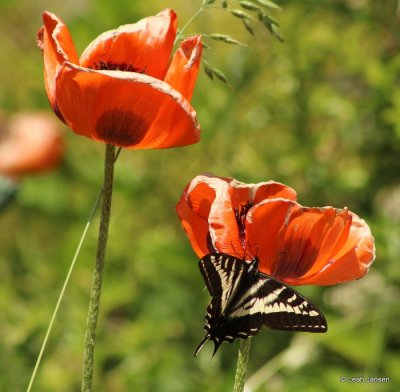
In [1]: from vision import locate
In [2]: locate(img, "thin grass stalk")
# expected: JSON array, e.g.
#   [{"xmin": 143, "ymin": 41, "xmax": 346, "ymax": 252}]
[{"xmin": 26, "ymin": 190, "xmax": 103, "ymax": 392}]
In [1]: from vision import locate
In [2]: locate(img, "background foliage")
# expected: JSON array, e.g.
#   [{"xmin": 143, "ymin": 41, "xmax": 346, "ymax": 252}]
[{"xmin": 1, "ymin": 0, "xmax": 399, "ymax": 391}]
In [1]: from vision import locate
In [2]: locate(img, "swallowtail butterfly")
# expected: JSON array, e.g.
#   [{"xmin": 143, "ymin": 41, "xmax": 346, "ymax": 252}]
[{"xmin": 195, "ymin": 253, "xmax": 327, "ymax": 356}]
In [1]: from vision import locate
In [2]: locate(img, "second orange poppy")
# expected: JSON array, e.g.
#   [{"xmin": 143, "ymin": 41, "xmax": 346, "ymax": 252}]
[{"xmin": 176, "ymin": 174, "xmax": 375, "ymax": 286}]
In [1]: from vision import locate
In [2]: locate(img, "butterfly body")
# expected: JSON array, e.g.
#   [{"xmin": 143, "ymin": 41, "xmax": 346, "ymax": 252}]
[{"xmin": 195, "ymin": 253, "xmax": 327, "ymax": 356}]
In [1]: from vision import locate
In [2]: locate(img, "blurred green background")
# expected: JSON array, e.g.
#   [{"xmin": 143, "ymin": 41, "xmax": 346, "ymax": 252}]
[{"xmin": 1, "ymin": 0, "xmax": 399, "ymax": 391}]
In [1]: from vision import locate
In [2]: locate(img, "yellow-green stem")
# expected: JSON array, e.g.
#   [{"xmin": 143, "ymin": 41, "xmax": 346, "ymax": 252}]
[
  {"xmin": 81, "ymin": 143, "xmax": 115, "ymax": 392},
  {"xmin": 232, "ymin": 338, "xmax": 252, "ymax": 392}
]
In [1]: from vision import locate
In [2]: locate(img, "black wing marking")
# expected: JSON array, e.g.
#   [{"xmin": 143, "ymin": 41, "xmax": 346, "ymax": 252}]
[{"xmin": 195, "ymin": 254, "xmax": 327, "ymax": 356}]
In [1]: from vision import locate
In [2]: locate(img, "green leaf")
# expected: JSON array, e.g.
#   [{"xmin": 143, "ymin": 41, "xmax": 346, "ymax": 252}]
[
  {"xmin": 255, "ymin": 0, "xmax": 282, "ymax": 12},
  {"xmin": 222, "ymin": 0, "xmax": 228, "ymax": 8},
  {"xmin": 203, "ymin": 0, "xmax": 216, "ymax": 5}
]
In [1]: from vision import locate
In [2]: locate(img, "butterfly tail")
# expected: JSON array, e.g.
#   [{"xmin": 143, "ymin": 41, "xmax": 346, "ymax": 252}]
[
  {"xmin": 211, "ymin": 338, "xmax": 223, "ymax": 358},
  {"xmin": 194, "ymin": 334, "xmax": 210, "ymax": 356}
]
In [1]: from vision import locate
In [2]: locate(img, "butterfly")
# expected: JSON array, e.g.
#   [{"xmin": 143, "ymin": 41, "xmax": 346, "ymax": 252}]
[{"xmin": 195, "ymin": 253, "xmax": 327, "ymax": 356}]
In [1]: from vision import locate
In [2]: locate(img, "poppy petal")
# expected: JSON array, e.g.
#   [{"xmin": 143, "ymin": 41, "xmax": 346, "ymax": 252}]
[
  {"xmin": 164, "ymin": 36, "xmax": 202, "ymax": 101},
  {"xmin": 290, "ymin": 208, "xmax": 352, "ymax": 279},
  {"xmin": 249, "ymin": 201, "xmax": 374, "ymax": 286},
  {"xmin": 196, "ymin": 176, "xmax": 246, "ymax": 258},
  {"xmin": 0, "ymin": 112, "xmax": 63, "ymax": 177},
  {"xmin": 37, "ymin": 12, "xmax": 79, "ymax": 116},
  {"xmin": 245, "ymin": 199, "xmax": 296, "ymax": 269},
  {"xmin": 299, "ymin": 213, "xmax": 375, "ymax": 285},
  {"xmin": 80, "ymin": 9, "xmax": 177, "ymax": 80},
  {"xmin": 176, "ymin": 174, "xmax": 243, "ymax": 258},
  {"xmin": 252, "ymin": 181, "xmax": 297, "ymax": 204},
  {"xmin": 55, "ymin": 63, "xmax": 200, "ymax": 148},
  {"xmin": 176, "ymin": 180, "xmax": 217, "ymax": 258},
  {"xmin": 208, "ymin": 192, "xmax": 244, "ymax": 259},
  {"xmin": 270, "ymin": 207, "xmax": 353, "ymax": 284},
  {"xmin": 226, "ymin": 178, "xmax": 297, "ymax": 209}
]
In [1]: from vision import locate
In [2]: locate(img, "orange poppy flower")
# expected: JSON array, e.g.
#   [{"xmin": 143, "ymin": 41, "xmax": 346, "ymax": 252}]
[
  {"xmin": 37, "ymin": 9, "xmax": 202, "ymax": 149},
  {"xmin": 0, "ymin": 112, "xmax": 63, "ymax": 178},
  {"xmin": 176, "ymin": 174, "xmax": 375, "ymax": 286}
]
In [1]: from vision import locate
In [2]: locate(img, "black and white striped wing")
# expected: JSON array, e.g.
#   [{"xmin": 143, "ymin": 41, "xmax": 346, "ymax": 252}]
[
  {"xmin": 227, "ymin": 274, "xmax": 327, "ymax": 337},
  {"xmin": 199, "ymin": 253, "xmax": 246, "ymax": 314},
  {"xmin": 195, "ymin": 254, "xmax": 327, "ymax": 356},
  {"xmin": 196, "ymin": 253, "xmax": 247, "ymax": 356}
]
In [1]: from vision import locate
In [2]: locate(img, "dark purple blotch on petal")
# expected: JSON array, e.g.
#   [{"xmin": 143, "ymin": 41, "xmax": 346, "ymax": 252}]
[{"xmin": 95, "ymin": 108, "xmax": 149, "ymax": 147}]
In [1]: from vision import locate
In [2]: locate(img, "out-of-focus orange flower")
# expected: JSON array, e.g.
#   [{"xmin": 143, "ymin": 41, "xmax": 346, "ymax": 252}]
[
  {"xmin": 0, "ymin": 112, "xmax": 63, "ymax": 178},
  {"xmin": 37, "ymin": 10, "xmax": 202, "ymax": 149},
  {"xmin": 176, "ymin": 174, "xmax": 375, "ymax": 286}
]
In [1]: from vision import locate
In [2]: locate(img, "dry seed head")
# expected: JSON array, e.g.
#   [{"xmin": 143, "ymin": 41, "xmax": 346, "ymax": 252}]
[
  {"xmin": 231, "ymin": 9, "xmax": 252, "ymax": 20},
  {"xmin": 239, "ymin": 1, "xmax": 261, "ymax": 12},
  {"xmin": 256, "ymin": 0, "xmax": 282, "ymax": 12}
]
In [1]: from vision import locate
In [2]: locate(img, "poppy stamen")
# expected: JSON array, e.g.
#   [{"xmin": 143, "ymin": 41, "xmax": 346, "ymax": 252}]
[
  {"xmin": 234, "ymin": 201, "xmax": 253, "ymax": 249},
  {"xmin": 92, "ymin": 60, "xmax": 147, "ymax": 74}
]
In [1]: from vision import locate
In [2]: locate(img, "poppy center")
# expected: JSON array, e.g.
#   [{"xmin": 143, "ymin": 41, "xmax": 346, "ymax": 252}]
[
  {"xmin": 91, "ymin": 60, "xmax": 147, "ymax": 74},
  {"xmin": 234, "ymin": 201, "xmax": 253, "ymax": 247}
]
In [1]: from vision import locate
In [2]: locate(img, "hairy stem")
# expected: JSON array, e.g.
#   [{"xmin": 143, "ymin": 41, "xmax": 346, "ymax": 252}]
[
  {"xmin": 81, "ymin": 144, "xmax": 115, "ymax": 392},
  {"xmin": 232, "ymin": 338, "xmax": 252, "ymax": 392}
]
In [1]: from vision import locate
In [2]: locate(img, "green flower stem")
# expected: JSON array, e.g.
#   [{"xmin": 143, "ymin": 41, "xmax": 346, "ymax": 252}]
[
  {"xmin": 232, "ymin": 338, "xmax": 252, "ymax": 392},
  {"xmin": 81, "ymin": 143, "xmax": 116, "ymax": 392}
]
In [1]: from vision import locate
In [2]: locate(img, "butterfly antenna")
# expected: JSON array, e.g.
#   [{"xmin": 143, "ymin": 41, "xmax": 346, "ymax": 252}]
[
  {"xmin": 230, "ymin": 240, "xmax": 244, "ymax": 259},
  {"xmin": 245, "ymin": 241, "xmax": 259, "ymax": 262},
  {"xmin": 194, "ymin": 334, "xmax": 210, "ymax": 357}
]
